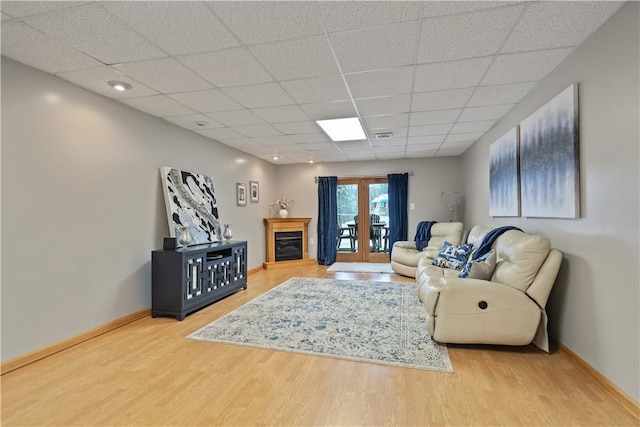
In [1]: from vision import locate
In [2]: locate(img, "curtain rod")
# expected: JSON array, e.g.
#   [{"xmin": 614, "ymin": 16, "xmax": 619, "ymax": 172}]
[{"xmin": 314, "ymin": 172, "xmax": 413, "ymax": 184}]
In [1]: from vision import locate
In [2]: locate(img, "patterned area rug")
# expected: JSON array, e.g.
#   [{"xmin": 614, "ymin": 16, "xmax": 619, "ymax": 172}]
[
  {"xmin": 188, "ymin": 277, "xmax": 452, "ymax": 373},
  {"xmin": 327, "ymin": 262, "xmax": 395, "ymax": 274}
]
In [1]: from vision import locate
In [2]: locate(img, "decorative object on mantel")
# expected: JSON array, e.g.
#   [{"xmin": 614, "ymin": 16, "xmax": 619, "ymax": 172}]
[
  {"xmin": 441, "ymin": 191, "xmax": 461, "ymax": 222},
  {"xmin": 520, "ymin": 84, "xmax": 580, "ymax": 218},
  {"xmin": 271, "ymin": 196, "xmax": 294, "ymax": 218},
  {"xmin": 490, "ymin": 127, "xmax": 520, "ymax": 217},
  {"xmin": 160, "ymin": 167, "xmax": 221, "ymax": 245},
  {"xmin": 222, "ymin": 224, "xmax": 233, "ymax": 241}
]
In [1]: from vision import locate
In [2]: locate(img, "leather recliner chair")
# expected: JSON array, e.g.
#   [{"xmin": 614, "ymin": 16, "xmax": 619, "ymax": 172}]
[
  {"xmin": 390, "ymin": 222, "xmax": 464, "ymax": 277},
  {"xmin": 417, "ymin": 225, "xmax": 562, "ymax": 352}
]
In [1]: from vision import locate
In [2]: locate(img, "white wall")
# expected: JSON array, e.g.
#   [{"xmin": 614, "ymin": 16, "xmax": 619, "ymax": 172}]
[
  {"xmin": 275, "ymin": 157, "xmax": 464, "ymax": 258},
  {"xmin": 0, "ymin": 57, "xmax": 277, "ymax": 362},
  {"xmin": 462, "ymin": 3, "xmax": 639, "ymax": 401}
]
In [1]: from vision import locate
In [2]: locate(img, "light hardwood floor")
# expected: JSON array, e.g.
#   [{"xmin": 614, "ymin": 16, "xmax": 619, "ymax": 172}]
[{"xmin": 2, "ymin": 265, "xmax": 638, "ymax": 426}]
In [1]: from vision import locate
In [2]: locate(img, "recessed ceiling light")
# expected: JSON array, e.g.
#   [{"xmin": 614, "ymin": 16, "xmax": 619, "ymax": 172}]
[
  {"xmin": 316, "ymin": 117, "xmax": 366, "ymax": 142},
  {"xmin": 308, "ymin": 159, "xmax": 314, "ymax": 164},
  {"xmin": 108, "ymin": 81, "xmax": 132, "ymax": 91},
  {"xmin": 272, "ymin": 156, "xmax": 279, "ymax": 160}
]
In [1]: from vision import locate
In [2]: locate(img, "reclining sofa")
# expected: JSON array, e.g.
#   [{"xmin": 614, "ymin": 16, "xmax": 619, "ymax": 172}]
[
  {"xmin": 416, "ymin": 225, "xmax": 562, "ymax": 351},
  {"xmin": 390, "ymin": 222, "xmax": 463, "ymax": 277}
]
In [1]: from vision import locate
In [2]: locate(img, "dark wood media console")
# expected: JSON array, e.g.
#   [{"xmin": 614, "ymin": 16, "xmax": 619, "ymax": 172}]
[{"xmin": 151, "ymin": 240, "xmax": 247, "ymax": 320}]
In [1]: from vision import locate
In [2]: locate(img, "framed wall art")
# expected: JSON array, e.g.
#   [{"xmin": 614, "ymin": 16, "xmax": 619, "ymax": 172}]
[
  {"xmin": 249, "ymin": 180, "xmax": 259, "ymax": 202},
  {"xmin": 236, "ymin": 182, "xmax": 247, "ymax": 206},
  {"xmin": 160, "ymin": 167, "xmax": 221, "ymax": 245},
  {"xmin": 520, "ymin": 84, "xmax": 580, "ymax": 218}
]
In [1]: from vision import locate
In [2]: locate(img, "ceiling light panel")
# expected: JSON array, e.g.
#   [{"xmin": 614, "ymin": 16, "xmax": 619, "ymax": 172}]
[{"xmin": 316, "ymin": 117, "xmax": 366, "ymax": 142}]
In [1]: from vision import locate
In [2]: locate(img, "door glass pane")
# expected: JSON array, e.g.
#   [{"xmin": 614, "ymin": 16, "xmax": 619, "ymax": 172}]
[
  {"xmin": 369, "ymin": 183, "xmax": 389, "ymax": 253},
  {"xmin": 337, "ymin": 184, "xmax": 358, "ymax": 253}
]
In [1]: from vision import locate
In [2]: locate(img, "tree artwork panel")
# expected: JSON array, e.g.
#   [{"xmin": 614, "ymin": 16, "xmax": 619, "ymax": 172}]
[
  {"xmin": 520, "ymin": 84, "xmax": 580, "ymax": 218},
  {"xmin": 490, "ymin": 127, "xmax": 520, "ymax": 217}
]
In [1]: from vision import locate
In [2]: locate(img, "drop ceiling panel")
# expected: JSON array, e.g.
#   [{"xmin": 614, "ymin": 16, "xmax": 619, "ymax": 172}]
[
  {"xmin": 281, "ymin": 75, "xmax": 350, "ymax": 104},
  {"xmin": 300, "ymin": 101, "xmax": 357, "ymax": 120},
  {"xmin": 422, "ymin": 1, "xmax": 518, "ymax": 18},
  {"xmin": 249, "ymin": 36, "xmax": 339, "ymax": 81},
  {"xmin": 252, "ymin": 105, "xmax": 310, "ymax": 123},
  {"xmin": 272, "ymin": 121, "xmax": 320, "ymax": 135},
  {"xmin": 408, "ymin": 124, "xmax": 453, "ymax": 137},
  {"xmin": 114, "ymin": 57, "xmax": 213, "ymax": 93},
  {"xmin": 231, "ymin": 124, "xmax": 282, "ymax": 138},
  {"xmin": 121, "ymin": 95, "xmax": 197, "ymax": 117},
  {"xmin": 255, "ymin": 136, "xmax": 298, "ymax": 146},
  {"xmin": 411, "ymin": 88, "xmax": 474, "ymax": 112},
  {"xmin": 1, "ymin": 21, "xmax": 102, "ymax": 73},
  {"xmin": 169, "ymin": 89, "xmax": 243, "ymax": 113},
  {"xmin": 0, "ymin": 1, "xmax": 89, "ymax": 18},
  {"xmin": 196, "ymin": 127, "xmax": 247, "ymax": 141},
  {"xmin": 163, "ymin": 114, "xmax": 224, "ymax": 131},
  {"xmin": 290, "ymin": 133, "xmax": 333, "ymax": 144},
  {"xmin": 178, "ymin": 48, "xmax": 273, "ymax": 88},
  {"xmin": 458, "ymin": 104, "xmax": 514, "ymax": 122},
  {"xmin": 355, "ymin": 95, "xmax": 411, "ymax": 116},
  {"xmin": 24, "ymin": 4, "xmax": 166, "ymax": 64},
  {"xmin": 330, "ymin": 22, "xmax": 419, "ymax": 73},
  {"xmin": 450, "ymin": 120, "xmax": 496, "ymax": 134},
  {"xmin": 414, "ymin": 57, "xmax": 493, "ymax": 92},
  {"xmin": 468, "ymin": 82, "xmax": 538, "ymax": 107},
  {"xmin": 206, "ymin": 110, "xmax": 265, "ymax": 127},
  {"xmin": 101, "ymin": 1, "xmax": 240, "ymax": 56},
  {"xmin": 57, "ymin": 66, "xmax": 158, "ymax": 99},
  {"xmin": 407, "ymin": 135, "xmax": 446, "ymax": 145},
  {"xmin": 501, "ymin": 1, "xmax": 624, "ymax": 53},
  {"xmin": 482, "ymin": 48, "xmax": 573, "ymax": 85},
  {"xmin": 362, "ymin": 114, "xmax": 409, "ymax": 129},
  {"xmin": 418, "ymin": 5, "xmax": 523, "ymax": 63},
  {"xmin": 344, "ymin": 67, "xmax": 415, "ymax": 98},
  {"xmin": 444, "ymin": 132, "xmax": 485, "ymax": 143},
  {"xmin": 210, "ymin": 1, "xmax": 324, "ymax": 45},
  {"xmin": 2, "ymin": 12, "xmax": 12, "ymax": 20},
  {"xmin": 318, "ymin": 1, "xmax": 423, "ymax": 33},
  {"xmin": 222, "ymin": 83, "xmax": 294, "ymax": 109},
  {"xmin": 410, "ymin": 109, "xmax": 462, "ymax": 126}
]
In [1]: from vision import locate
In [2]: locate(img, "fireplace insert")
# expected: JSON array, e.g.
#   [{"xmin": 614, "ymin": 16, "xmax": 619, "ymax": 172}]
[{"xmin": 275, "ymin": 231, "xmax": 303, "ymax": 261}]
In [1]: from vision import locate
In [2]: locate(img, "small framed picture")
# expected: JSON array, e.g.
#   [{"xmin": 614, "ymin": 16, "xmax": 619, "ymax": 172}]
[
  {"xmin": 249, "ymin": 180, "xmax": 259, "ymax": 202},
  {"xmin": 236, "ymin": 183, "xmax": 247, "ymax": 206}
]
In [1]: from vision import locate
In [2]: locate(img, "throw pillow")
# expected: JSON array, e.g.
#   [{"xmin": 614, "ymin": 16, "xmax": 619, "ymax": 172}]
[
  {"xmin": 430, "ymin": 241, "xmax": 474, "ymax": 271},
  {"xmin": 458, "ymin": 249, "xmax": 497, "ymax": 280}
]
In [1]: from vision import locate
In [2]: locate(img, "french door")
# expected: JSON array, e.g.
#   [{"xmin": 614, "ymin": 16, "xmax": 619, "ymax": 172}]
[{"xmin": 336, "ymin": 177, "xmax": 389, "ymax": 263}]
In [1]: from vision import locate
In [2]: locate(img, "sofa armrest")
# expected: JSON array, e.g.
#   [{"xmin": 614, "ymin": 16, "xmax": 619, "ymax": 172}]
[{"xmin": 392, "ymin": 241, "xmax": 417, "ymax": 250}]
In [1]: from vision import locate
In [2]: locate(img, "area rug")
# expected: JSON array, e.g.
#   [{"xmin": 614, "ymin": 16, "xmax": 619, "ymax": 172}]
[
  {"xmin": 188, "ymin": 277, "xmax": 452, "ymax": 373},
  {"xmin": 327, "ymin": 262, "xmax": 395, "ymax": 274}
]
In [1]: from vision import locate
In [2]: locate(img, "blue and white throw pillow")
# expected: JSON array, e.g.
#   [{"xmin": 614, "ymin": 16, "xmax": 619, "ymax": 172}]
[
  {"xmin": 458, "ymin": 249, "xmax": 497, "ymax": 280},
  {"xmin": 431, "ymin": 241, "xmax": 474, "ymax": 271}
]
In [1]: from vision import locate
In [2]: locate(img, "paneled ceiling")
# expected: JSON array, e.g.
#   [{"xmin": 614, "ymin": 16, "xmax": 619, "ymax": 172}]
[{"xmin": 1, "ymin": 1, "xmax": 624, "ymax": 164}]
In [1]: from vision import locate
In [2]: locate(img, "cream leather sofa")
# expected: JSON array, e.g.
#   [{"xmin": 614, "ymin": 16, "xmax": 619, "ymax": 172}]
[
  {"xmin": 391, "ymin": 222, "xmax": 463, "ymax": 277},
  {"xmin": 417, "ymin": 225, "xmax": 562, "ymax": 351}
]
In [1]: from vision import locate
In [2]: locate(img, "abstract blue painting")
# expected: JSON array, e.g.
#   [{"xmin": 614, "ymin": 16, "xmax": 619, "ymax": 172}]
[
  {"xmin": 161, "ymin": 167, "xmax": 221, "ymax": 245},
  {"xmin": 490, "ymin": 127, "xmax": 520, "ymax": 217},
  {"xmin": 520, "ymin": 85, "xmax": 580, "ymax": 218}
]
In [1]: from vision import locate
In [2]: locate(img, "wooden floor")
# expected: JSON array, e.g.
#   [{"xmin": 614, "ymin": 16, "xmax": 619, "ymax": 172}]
[{"xmin": 1, "ymin": 265, "xmax": 638, "ymax": 426}]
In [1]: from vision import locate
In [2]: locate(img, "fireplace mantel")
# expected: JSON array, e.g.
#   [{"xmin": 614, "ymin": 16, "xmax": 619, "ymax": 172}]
[{"xmin": 263, "ymin": 218, "xmax": 316, "ymax": 270}]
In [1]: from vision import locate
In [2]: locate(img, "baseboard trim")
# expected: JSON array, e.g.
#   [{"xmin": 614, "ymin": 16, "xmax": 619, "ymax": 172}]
[
  {"xmin": 248, "ymin": 265, "xmax": 263, "ymax": 275},
  {"xmin": 1, "ymin": 308, "xmax": 151, "ymax": 375},
  {"xmin": 554, "ymin": 339, "xmax": 639, "ymax": 419}
]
